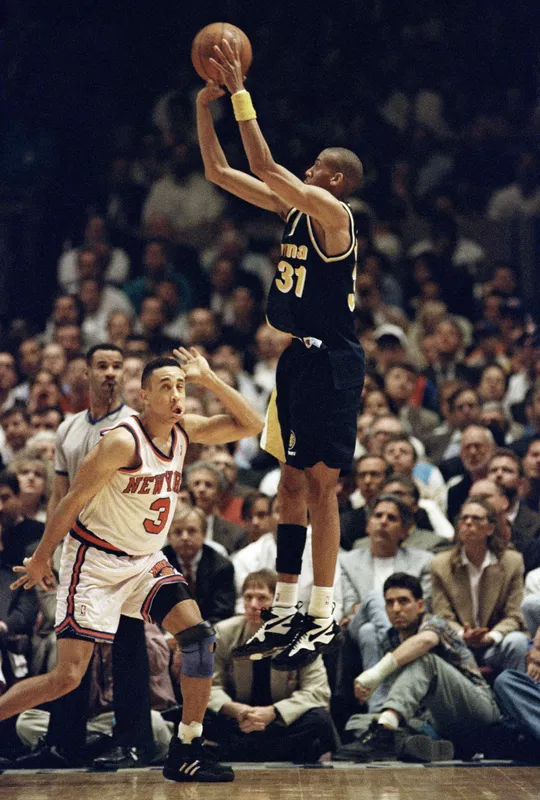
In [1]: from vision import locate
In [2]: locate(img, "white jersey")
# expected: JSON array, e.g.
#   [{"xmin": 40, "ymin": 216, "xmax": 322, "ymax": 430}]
[
  {"xmin": 76, "ymin": 415, "xmax": 188, "ymax": 556},
  {"xmin": 55, "ymin": 403, "xmax": 137, "ymax": 482}
]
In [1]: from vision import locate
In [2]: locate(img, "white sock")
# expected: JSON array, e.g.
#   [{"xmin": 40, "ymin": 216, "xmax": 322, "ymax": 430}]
[
  {"xmin": 308, "ymin": 586, "xmax": 333, "ymax": 619},
  {"xmin": 274, "ymin": 582, "xmax": 298, "ymax": 611},
  {"xmin": 378, "ymin": 710, "xmax": 400, "ymax": 730},
  {"xmin": 178, "ymin": 721, "xmax": 203, "ymax": 744}
]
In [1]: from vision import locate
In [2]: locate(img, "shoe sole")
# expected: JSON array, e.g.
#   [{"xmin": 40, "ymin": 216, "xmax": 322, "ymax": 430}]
[
  {"xmin": 401, "ymin": 735, "xmax": 454, "ymax": 763},
  {"xmin": 232, "ymin": 643, "xmax": 289, "ymax": 661},
  {"xmin": 270, "ymin": 631, "xmax": 342, "ymax": 671}
]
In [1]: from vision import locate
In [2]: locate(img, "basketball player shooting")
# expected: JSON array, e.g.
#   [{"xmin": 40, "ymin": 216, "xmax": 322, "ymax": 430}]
[
  {"xmin": 196, "ymin": 39, "xmax": 364, "ymax": 669},
  {"xmin": 4, "ymin": 348, "xmax": 263, "ymax": 782}
]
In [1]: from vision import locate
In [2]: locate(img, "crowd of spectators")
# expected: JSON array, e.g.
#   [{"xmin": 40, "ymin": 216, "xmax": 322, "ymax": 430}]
[{"xmin": 2, "ymin": 0, "xmax": 540, "ymax": 769}]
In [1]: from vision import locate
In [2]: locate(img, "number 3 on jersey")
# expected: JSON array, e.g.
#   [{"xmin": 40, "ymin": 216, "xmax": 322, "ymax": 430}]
[
  {"xmin": 144, "ymin": 497, "xmax": 171, "ymax": 534},
  {"xmin": 276, "ymin": 260, "xmax": 307, "ymax": 298}
]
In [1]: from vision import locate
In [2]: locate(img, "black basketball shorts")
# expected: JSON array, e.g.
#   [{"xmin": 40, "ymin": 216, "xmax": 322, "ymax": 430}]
[{"xmin": 261, "ymin": 340, "xmax": 364, "ymax": 471}]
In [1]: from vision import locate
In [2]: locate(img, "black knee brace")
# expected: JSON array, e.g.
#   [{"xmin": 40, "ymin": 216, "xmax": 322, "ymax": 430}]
[{"xmin": 276, "ymin": 523, "xmax": 307, "ymax": 575}]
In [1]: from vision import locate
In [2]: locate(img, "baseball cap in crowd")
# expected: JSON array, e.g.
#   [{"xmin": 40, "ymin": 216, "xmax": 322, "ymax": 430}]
[{"xmin": 374, "ymin": 324, "xmax": 408, "ymax": 350}]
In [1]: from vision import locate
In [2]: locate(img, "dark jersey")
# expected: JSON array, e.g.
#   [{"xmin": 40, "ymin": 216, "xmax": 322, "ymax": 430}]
[{"xmin": 266, "ymin": 203, "xmax": 359, "ymax": 351}]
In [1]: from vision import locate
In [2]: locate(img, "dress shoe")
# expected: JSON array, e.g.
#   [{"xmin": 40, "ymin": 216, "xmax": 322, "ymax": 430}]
[
  {"xmin": 14, "ymin": 741, "xmax": 81, "ymax": 769},
  {"xmin": 92, "ymin": 744, "xmax": 150, "ymax": 770}
]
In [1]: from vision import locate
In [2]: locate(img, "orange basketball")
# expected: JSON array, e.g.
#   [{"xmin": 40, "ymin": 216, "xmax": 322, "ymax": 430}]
[{"xmin": 191, "ymin": 22, "xmax": 252, "ymax": 83}]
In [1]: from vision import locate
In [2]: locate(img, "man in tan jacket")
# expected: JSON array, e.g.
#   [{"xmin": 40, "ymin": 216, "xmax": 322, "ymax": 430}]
[
  {"xmin": 430, "ymin": 497, "xmax": 528, "ymax": 673},
  {"xmin": 206, "ymin": 569, "xmax": 335, "ymax": 762}
]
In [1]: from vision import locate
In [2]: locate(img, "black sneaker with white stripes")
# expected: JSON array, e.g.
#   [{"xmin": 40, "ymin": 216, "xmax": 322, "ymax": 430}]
[
  {"xmin": 162, "ymin": 737, "xmax": 234, "ymax": 783},
  {"xmin": 271, "ymin": 613, "xmax": 341, "ymax": 670},
  {"xmin": 231, "ymin": 606, "xmax": 304, "ymax": 660}
]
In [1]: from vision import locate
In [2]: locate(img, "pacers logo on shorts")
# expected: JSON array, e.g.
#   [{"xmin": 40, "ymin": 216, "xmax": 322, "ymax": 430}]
[{"xmin": 288, "ymin": 431, "xmax": 296, "ymax": 456}]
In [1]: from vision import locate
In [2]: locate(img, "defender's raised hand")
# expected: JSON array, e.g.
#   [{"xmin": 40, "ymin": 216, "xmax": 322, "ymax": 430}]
[
  {"xmin": 173, "ymin": 346, "xmax": 213, "ymax": 386},
  {"xmin": 196, "ymin": 81, "xmax": 226, "ymax": 108}
]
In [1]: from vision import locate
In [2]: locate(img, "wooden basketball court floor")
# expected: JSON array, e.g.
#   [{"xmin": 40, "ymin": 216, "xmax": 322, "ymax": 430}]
[{"xmin": 0, "ymin": 762, "xmax": 539, "ymax": 800}]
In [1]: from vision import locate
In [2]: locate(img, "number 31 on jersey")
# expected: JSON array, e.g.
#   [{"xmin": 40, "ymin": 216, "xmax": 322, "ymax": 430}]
[{"xmin": 275, "ymin": 260, "xmax": 307, "ymax": 298}]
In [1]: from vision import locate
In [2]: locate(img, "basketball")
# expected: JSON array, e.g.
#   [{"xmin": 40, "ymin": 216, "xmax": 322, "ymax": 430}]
[{"xmin": 191, "ymin": 22, "xmax": 252, "ymax": 83}]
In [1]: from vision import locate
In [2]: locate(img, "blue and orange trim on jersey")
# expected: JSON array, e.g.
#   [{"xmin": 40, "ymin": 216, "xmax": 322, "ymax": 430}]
[
  {"xmin": 70, "ymin": 518, "xmax": 129, "ymax": 556},
  {"xmin": 54, "ymin": 542, "xmax": 115, "ymax": 642},
  {"xmin": 133, "ymin": 416, "xmax": 178, "ymax": 462}
]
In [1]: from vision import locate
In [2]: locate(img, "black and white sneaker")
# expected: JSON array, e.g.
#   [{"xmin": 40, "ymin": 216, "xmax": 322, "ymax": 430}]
[
  {"xmin": 232, "ymin": 606, "xmax": 303, "ymax": 660},
  {"xmin": 271, "ymin": 614, "xmax": 341, "ymax": 670},
  {"xmin": 162, "ymin": 737, "xmax": 234, "ymax": 783}
]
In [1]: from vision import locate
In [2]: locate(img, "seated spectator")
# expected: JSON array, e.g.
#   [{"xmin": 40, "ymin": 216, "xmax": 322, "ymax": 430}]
[
  {"xmin": 24, "ymin": 431, "xmax": 56, "ymax": 464},
  {"xmin": 58, "ymin": 215, "xmax": 130, "ymax": 292},
  {"xmin": 185, "ymin": 307, "xmax": 223, "ymax": 351},
  {"xmin": 63, "ymin": 353, "xmax": 89, "ymax": 413},
  {"xmin": 200, "ymin": 443, "xmax": 253, "ymax": 525},
  {"xmin": 211, "ymin": 343, "xmax": 264, "ymax": 415},
  {"xmin": 0, "ymin": 538, "xmax": 39, "ymax": 696},
  {"xmin": 493, "ymin": 667, "xmax": 540, "ymax": 762},
  {"xmin": 154, "ymin": 279, "xmax": 189, "ymax": 342},
  {"xmin": 480, "ymin": 401, "xmax": 522, "ymax": 447},
  {"xmin": 8, "ymin": 457, "xmax": 51, "ymax": 523},
  {"xmin": 53, "ymin": 322, "xmax": 84, "ymax": 360},
  {"xmin": 340, "ymin": 495, "xmax": 433, "ymax": 711},
  {"xmin": 29, "ymin": 406, "xmax": 64, "ymax": 435},
  {"xmin": 106, "ymin": 310, "xmax": 134, "ymax": 352},
  {"xmin": 465, "ymin": 328, "xmax": 509, "ymax": 373},
  {"xmin": 511, "ymin": 383, "xmax": 540, "ymax": 457},
  {"xmin": 383, "ymin": 434, "xmax": 447, "ymax": 512},
  {"xmin": 16, "ymin": 337, "xmax": 43, "ymax": 403},
  {"xmin": 430, "ymin": 498, "xmax": 528, "ymax": 674},
  {"xmin": 232, "ymin": 495, "xmax": 343, "ymax": 620},
  {"xmin": 0, "ymin": 471, "xmax": 43, "ymax": 571},
  {"xmin": 424, "ymin": 316, "xmax": 474, "ymax": 390},
  {"xmin": 79, "ymin": 277, "xmax": 134, "ymax": 349},
  {"xmin": 16, "ymin": 623, "xmax": 175, "ymax": 768},
  {"xmin": 372, "ymin": 325, "xmax": 410, "ymax": 376},
  {"xmin": 355, "ymin": 274, "xmax": 408, "ymax": 333},
  {"xmin": 241, "ymin": 492, "xmax": 272, "ymax": 544},
  {"xmin": 340, "ymin": 455, "xmax": 391, "ymax": 549},
  {"xmin": 362, "ymin": 389, "xmax": 391, "ymax": 417},
  {"xmin": 348, "ymin": 573, "xmax": 500, "ymax": 762},
  {"xmin": 445, "ymin": 424, "xmax": 495, "ymax": 520},
  {"xmin": 520, "ymin": 436, "xmax": 540, "ymax": 513},
  {"xmin": 0, "ymin": 404, "xmax": 33, "ymax": 464},
  {"xmin": 374, "ymin": 476, "xmax": 452, "ymax": 548},
  {"xmin": 185, "ymin": 461, "xmax": 247, "ymax": 554},
  {"xmin": 206, "ymin": 569, "xmax": 335, "ymax": 763},
  {"xmin": 0, "ymin": 352, "xmax": 19, "ymax": 415},
  {"xmin": 41, "ymin": 293, "xmax": 83, "ymax": 345},
  {"xmin": 27, "ymin": 369, "xmax": 68, "ymax": 415},
  {"xmin": 163, "ymin": 506, "xmax": 235, "ymax": 625},
  {"xmin": 133, "ymin": 295, "xmax": 177, "ymax": 356},
  {"xmin": 123, "ymin": 239, "xmax": 193, "ymax": 316},
  {"xmin": 41, "ymin": 344, "xmax": 68, "ymax": 383},
  {"xmin": 384, "ymin": 363, "xmax": 439, "ymax": 442},
  {"xmin": 488, "ymin": 448, "xmax": 540, "ymax": 558}
]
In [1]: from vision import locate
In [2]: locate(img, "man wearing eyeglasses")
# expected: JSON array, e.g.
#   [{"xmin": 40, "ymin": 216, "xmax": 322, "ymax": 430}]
[{"xmin": 430, "ymin": 497, "xmax": 528, "ymax": 674}]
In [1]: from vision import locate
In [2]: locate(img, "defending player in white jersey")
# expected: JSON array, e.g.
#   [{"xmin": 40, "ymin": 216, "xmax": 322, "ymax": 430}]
[{"xmin": 5, "ymin": 347, "xmax": 263, "ymax": 783}]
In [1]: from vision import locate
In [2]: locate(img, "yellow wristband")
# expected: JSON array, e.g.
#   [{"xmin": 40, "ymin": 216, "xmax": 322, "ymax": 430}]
[{"xmin": 231, "ymin": 90, "xmax": 257, "ymax": 122}]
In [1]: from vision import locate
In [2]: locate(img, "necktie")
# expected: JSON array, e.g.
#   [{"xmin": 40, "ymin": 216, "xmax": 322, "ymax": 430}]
[{"xmin": 182, "ymin": 561, "xmax": 196, "ymax": 596}]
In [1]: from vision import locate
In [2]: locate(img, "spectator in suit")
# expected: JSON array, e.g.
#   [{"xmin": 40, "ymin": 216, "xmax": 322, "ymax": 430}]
[
  {"xmin": 384, "ymin": 363, "xmax": 440, "ymax": 442},
  {"xmin": 446, "ymin": 424, "xmax": 495, "ymax": 522},
  {"xmin": 430, "ymin": 498, "xmax": 528, "ymax": 675},
  {"xmin": 185, "ymin": 461, "xmax": 247, "ymax": 555},
  {"xmin": 487, "ymin": 449, "xmax": 540, "ymax": 572},
  {"xmin": 340, "ymin": 494, "xmax": 433, "ymax": 711},
  {"xmin": 511, "ymin": 384, "xmax": 540, "ymax": 457},
  {"xmin": 205, "ymin": 569, "xmax": 336, "ymax": 763},
  {"xmin": 425, "ymin": 386, "xmax": 481, "ymax": 467},
  {"xmin": 340, "ymin": 455, "xmax": 391, "ymax": 550},
  {"xmin": 163, "ymin": 506, "xmax": 235, "ymax": 625}
]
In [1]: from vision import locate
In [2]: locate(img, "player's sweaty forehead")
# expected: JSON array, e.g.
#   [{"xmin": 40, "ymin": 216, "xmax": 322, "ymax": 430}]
[{"xmin": 151, "ymin": 365, "xmax": 185, "ymax": 387}]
